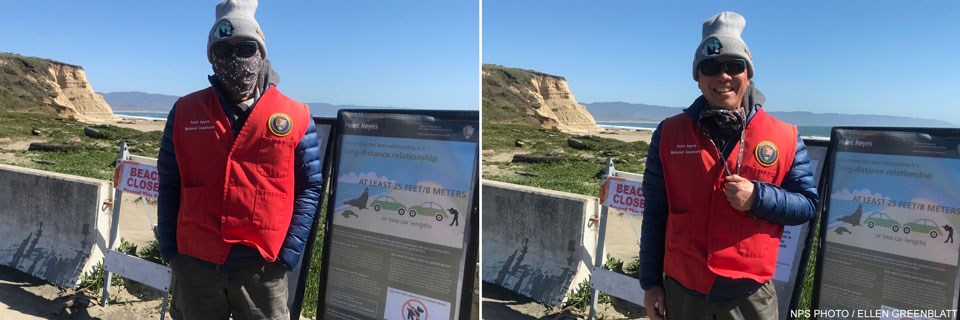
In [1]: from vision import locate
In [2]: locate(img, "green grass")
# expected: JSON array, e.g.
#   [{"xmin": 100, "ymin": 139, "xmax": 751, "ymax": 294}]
[
  {"xmin": 795, "ymin": 215, "xmax": 822, "ymax": 320},
  {"xmin": 482, "ymin": 123, "xmax": 648, "ymax": 197},
  {"xmin": 0, "ymin": 111, "xmax": 162, "ymax": 180},
  {"xmin": 301, "ymin": 197, "xmax": 329, "ymax": 319}
]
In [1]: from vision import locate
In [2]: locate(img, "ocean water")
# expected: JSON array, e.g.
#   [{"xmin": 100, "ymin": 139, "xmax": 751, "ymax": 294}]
[
  {"xmin": 115, "ymin": 111, "xmax": 168, "ymax": 121},
  {"xmin": 597, "ymin": 121, "xmax": 832, "ymax": 138}
]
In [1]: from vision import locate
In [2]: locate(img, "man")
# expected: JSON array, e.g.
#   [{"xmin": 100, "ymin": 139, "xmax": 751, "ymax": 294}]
[
  {"xmin": 639, "ymin": 11, "xmax": 818, "ymax": 320},
  {"xmin": 157, "ymin": 1, "xmax": 323, "ymax": 319},
  {"xmin": 448, "ymin": 207, "xmax": 460, "ymax": 226},
  {"xmin": 945, "ymin": 224, "xmax": 954, "ymax": 244}
]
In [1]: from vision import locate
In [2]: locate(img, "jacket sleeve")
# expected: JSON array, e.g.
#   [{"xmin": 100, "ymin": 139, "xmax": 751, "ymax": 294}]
[
  {"xmin": 639, "ymin": 123, "xmax": 667, "ymax": 290},
  {"xmin": 156, "ymin": 105, "xmax": 180, "ymax": 261},
  {"xmin": 748, "ymin": 133, "xmax": 819, "ymax": 226},
  {"xmin": 277, "ymin": 119, "xmax": 324, "ymax": 271}
]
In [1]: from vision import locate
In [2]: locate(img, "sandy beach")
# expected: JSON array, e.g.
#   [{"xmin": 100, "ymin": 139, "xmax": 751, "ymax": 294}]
[
  {"xmin": 598, "ymin": 128, "xmax": 654, "ymax": 143},
  {"xmin": 108, "ymin": 118, "xmax": 167, "ymax": 132}
]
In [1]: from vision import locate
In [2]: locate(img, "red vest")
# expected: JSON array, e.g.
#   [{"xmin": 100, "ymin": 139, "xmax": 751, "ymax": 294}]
[
  {"xmin": 172, "ymin": 87, "xmax": 309, "ymax": 264},
  {"xmin": 659, "ymin": 108, "xmax": 796, "ymax": 294}
]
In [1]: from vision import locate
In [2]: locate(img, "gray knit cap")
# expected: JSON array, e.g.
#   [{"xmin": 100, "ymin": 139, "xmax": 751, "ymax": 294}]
[
  {"xmin": 693, "ymin": 11, "xmax": 753, "ymax": 81},
  {"xmin": 207, "ymin": 0, "xmax": 266, "ymax": 63}
]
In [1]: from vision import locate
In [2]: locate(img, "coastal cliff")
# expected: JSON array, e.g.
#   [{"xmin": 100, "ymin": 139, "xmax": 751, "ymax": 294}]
[
  {"xmin": 0, "ymin": 53, "xmax": 116, "ymax": 121},
  {"xmin": 483, "ymin": 64, "xmax": 601, "ymax": 133}
]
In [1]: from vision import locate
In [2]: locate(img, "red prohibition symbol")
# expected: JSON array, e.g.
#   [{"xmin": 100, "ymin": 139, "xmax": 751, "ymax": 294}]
[{"xmin": 401, "ymin": 298, "xmax": 429, "ymax": 320}]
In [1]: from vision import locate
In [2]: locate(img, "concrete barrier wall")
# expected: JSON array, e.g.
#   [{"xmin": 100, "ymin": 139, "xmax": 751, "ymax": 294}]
[
  {"xmin": 481, "ymin": 180, "xmax": 598, "ymax": 306},
  {"xmin": 0, "ymin": 165, "xmax": 112, "ymax": 288}
]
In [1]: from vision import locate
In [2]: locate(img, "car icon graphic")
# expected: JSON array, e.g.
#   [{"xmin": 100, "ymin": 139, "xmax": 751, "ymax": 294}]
[
  {"xmin": 370, "ymin": 196, "xmax": 406, "ymax": 215},
  {"xmin": 408, "ymin": 201, "xmax": 448, "ymax": 221},
  {"xmin": 864, "ymin": 212, "xmax": 901, "ymax": 232},
  {"xmin": 903, "ymin": 219, "xmax": 942, "ymax": 238}
]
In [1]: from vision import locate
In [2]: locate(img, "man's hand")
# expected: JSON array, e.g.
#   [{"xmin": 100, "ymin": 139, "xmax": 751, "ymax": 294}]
[
  {"xmin": 643, "ymin": 286, "xmax": 666, "ymax": 320},
  {"xmin": 724, "ymin": 175, "xmax": 756, "ymax": 211}
]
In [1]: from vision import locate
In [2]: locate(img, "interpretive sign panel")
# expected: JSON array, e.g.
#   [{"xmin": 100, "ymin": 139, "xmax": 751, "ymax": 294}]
[
  {"xmin": 813, "ymin": 128, "xmax": 960, "ymax": 319},
  {"xmin": 319, "ymin": 110, "xmax": 479, "ymax": 320}
]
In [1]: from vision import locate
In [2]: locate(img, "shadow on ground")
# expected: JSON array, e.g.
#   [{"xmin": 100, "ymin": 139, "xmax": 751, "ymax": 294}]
[
  {"xmin": 481, "ymin": 282, "xmax": 582, "ymax": 320},
  {"xmin": 0, "ymin": 265, "xmax": 102, "ymax": 319}
]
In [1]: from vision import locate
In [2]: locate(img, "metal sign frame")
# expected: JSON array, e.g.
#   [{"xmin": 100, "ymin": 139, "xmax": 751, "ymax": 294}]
[
  {"xmin": 783, "ymin": 137, "xmax": 829, "ymax": 320},
  {"xmin": 287, "ymin": 117, "xmax": 338, "ymax": 319}
]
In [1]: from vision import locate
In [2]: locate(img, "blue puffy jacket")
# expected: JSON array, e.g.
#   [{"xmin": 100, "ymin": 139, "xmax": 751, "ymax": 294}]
[
  {"xmin": 638, "ymin": 98, "xmax": 819, "ymax": 290},
  {"xmin": 157, "ymin": 84, "xmax": 323, "ymax": 271}
]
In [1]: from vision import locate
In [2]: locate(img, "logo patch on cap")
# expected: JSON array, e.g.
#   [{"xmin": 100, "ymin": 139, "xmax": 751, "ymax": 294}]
[
  {"xmin": 215, "ymin": 19, "xmax": 234, "ymax": 39},
  {"xmin": 755, "ymin": 141, "xmax": 778, "ymax": 167},
  {"xmin": 268, "ymin": 113, "xmax": 293, "ymax": 137},
  {"xmin": 702, "ymin": 37, "xmax": 723, "ymax": 56}
]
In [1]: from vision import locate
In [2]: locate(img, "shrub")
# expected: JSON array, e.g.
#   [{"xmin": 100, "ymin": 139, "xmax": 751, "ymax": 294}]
[
  {"xmin": 117, "ymin": 238, "xmax": 137, "ymax": 256},
  {"xmin": 78, "ymin": 261, "xmax": 124, "ymax": 294},
  {"xmin": 139, "ymin": 240, "xmax": 166, "ymax": 265}
]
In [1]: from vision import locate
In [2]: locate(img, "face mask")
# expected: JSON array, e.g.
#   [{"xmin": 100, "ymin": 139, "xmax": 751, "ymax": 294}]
[
  {"xmin": 211, "ymin": 50, "xmax": 263, "ymax": 102},
  {"xmin": 701, "ymin": 108, "xmax": 744, "ymax": 131}
]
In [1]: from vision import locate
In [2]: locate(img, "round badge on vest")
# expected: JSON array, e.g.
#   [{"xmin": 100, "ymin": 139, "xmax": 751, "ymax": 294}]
[
  {"xmin": 268, "ymin": 113, "xmax": 293, "ymax": 137},
  {"xmin": 755, "ymin": 141, "xmax": 778, "ymax": 167}
]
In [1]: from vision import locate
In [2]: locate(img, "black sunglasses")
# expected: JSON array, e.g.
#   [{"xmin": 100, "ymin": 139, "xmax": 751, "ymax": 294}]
[
  {"xmin": 699, "ymin": 59, "xmax": 747, "ymax": 77},
  {"xmin": 212, "ymin": 41, "xmax": 259, "ymax": 58}
]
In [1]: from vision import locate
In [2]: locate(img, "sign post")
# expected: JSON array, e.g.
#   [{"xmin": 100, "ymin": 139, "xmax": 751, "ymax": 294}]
[
  {"xmin": 589, "ymin": 159, "xmax": 645, "ymax": 320},
  {"xmin": 102, "ymin": 142, "xmax": 172, "ymax": 320}
]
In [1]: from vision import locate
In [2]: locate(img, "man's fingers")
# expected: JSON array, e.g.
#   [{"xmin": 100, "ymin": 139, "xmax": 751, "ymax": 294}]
[
  {"xmin": 644, "ymin": 287, "xmax": 667, "ymax": 320},
  {"xmin": 725, "ymin": 182, "xmax": 740, "ymax": 197},
  {"xmin": 724, "ymin": 174, "xmax": 745, "ymax": 182},
  {"xmin": 645, "ymin": 304, "xmax": 663, "ymax": 320},
  {"xmin": 657, "ymin": 297, "xmax": 666, "ymax": 318}
]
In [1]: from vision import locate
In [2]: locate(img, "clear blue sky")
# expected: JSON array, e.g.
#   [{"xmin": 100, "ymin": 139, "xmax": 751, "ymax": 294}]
[
  {"xmin": 1, "ymin": 1, "xmax": 479, "ymax": 110},
  {"xmin": 484, "ymin": 1, "xmax": 960, "ymax": 125}
]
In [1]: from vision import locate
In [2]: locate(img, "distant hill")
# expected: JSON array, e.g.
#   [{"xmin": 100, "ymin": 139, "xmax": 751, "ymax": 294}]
[
  {"xmin": 584, "ymin": 102, "xmax": 680, "ymax": 123},
  {"xmin": 306, "ymin": 103, "xmax": 397, "ymax": 118},
  {"xmin": 767, "ymin": 111, "xmax": 957, "ymax": 127},
  {"xmin": 102, "ymin": 91, "xmax": 389, "ymax": 118},
  {"xmin": 100, "ymin": 91, "xmax": 178, "ymax": 112},
  {"xmin": 585, "ymin": 101, "xmax": 958, "ymax": 127}
]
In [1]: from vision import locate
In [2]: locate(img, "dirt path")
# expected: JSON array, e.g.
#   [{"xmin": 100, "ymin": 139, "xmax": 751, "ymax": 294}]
[{"xmin": 0, "ymin": 264, "xmax": 164, "ymax": 320}]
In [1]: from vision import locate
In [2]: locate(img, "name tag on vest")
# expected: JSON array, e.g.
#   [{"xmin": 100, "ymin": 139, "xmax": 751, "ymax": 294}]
[
  {"xmin": 184, "ymin": 119, "xmax": 216, "ymax": 132},
  {"xmin": 668, "ymin": 143, "xmax": 700, "ymax": 156}
]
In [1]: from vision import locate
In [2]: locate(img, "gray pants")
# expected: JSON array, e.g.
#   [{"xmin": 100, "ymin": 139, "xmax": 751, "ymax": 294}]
[
  {"xmin": 664, "ymin": 277, "xmax": 778, "ymax": 320},
  {"xmin": 169, "ymin": 255, "xmax": 289, "ymax": 320}
]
